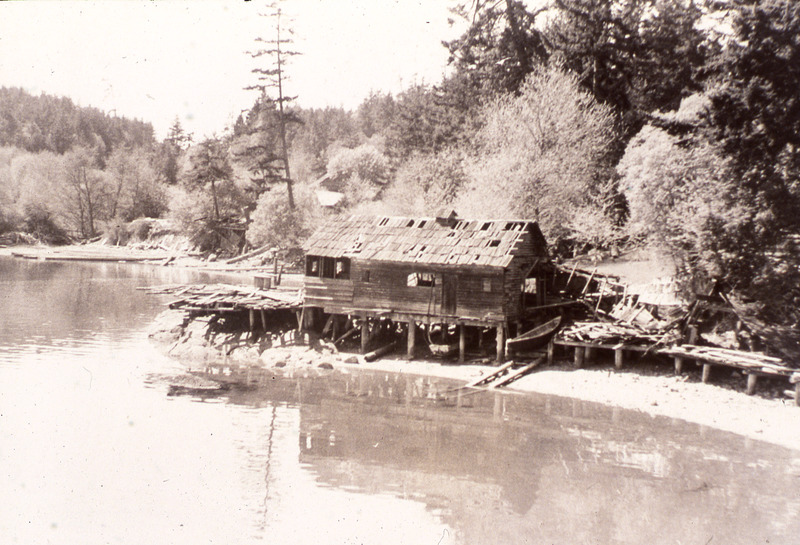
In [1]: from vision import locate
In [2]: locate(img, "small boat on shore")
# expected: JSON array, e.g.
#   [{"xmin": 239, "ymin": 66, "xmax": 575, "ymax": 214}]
[{"xmin": 506, "ymin": 316, "xmax": 562, "ymax": 353}]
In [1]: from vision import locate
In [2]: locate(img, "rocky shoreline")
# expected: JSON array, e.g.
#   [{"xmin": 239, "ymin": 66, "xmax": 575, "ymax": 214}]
[{"xmin": 148, "ymin": 308, "xmax": 800, "ymax": 453}]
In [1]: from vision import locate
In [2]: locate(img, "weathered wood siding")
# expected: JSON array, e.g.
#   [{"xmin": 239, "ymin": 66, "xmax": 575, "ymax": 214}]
[
  {"xmin": 350, "ymin": 261, "xmax": 505, "ymax": 321},
  {"xmin": 303, "ymin": 276, "xmax": 354, "ymax": 313}
]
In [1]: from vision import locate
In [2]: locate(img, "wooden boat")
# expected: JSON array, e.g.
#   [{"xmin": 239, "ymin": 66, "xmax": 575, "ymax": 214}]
[{"xmin": 506, "ymin": 316, "xmax": 562, "ymax": 352}]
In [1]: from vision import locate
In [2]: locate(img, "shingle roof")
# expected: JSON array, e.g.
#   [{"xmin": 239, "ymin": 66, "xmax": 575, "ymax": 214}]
[{"xmin": 304, "ymin": 214, "xmax": 545, "ymax": 269}]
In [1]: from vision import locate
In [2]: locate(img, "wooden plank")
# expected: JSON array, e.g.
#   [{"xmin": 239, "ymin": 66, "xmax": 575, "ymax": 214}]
[{"xmin": 489, "ymin": 358, "xmax": 543, "ymax": 388}]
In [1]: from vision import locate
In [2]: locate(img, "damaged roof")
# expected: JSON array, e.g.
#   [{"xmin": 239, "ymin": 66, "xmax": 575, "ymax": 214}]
[{"xmin": 304, "ymin": 214, "xmax": 547, "ymax": 268}]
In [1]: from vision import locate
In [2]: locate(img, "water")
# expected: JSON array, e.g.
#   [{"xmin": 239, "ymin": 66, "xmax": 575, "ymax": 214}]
[{"xmin": 1, "ymin": 256, "xmax": 799, "ymax": 545}]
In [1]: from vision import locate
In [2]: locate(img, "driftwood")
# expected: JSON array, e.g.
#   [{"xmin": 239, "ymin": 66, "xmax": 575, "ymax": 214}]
[{"xmin": 225, "ymin": 245, "xmax": 271, "ymax": 264}]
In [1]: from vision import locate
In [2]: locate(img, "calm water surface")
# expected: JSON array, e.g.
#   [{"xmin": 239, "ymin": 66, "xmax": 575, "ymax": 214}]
[{"xmin": 1, "ymin": 256, "xmax": 799, "ymax": 545}]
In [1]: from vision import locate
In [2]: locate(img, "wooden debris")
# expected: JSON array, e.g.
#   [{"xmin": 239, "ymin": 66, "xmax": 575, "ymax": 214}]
[{"xmin": 143, "ymin": 283, "xmax": 301, "ymax": 312}]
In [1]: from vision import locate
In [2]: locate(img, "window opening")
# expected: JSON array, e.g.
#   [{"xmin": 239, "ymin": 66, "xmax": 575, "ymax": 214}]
[
  {"xmin": 334, "ymin": 258, "xmax": 350, "ymax": 279},
  {"xmin": 481, "ymin": 222, "xmax": 492, "ymax": 231},
  {"xmin": 407, "ymin": 219, "xmax": 415, "ymax": 227},
  {"xmin": 417, "ymin": 220, "xmax": 426, "ymax": 228},
  {"xmin": 305, "ymin": 256, "xmax": 320, "ymax": 276},
  {"xmin": 362, "ymin": 270, "xmax": 371, "ymax": 282},
  {"xmin": 483, "ymin": 278, "xmax": 492, "ymax": 292},
  {"xmin": 488, "ymin": 239, "xmax": 501, "ymax": 248}
]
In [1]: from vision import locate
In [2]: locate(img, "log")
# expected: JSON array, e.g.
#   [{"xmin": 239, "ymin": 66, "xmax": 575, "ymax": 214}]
[
  {"xmin": 333, "ymin": 326, "xmax": 358, "ymax": 345},
  {"xmin": 225, "ymin": 245, "xmax": 270, "ymax": 264},
  {"xmin": 321, "ymin": 315, "xmax": 335, "ymax": 336},
  {"xmin": 364, "ymin": 341, "xmax": 398, "ymax": 362}
]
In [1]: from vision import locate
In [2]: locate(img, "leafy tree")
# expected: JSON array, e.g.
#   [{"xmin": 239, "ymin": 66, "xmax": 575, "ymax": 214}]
[
  {"xmin": 246, "ymin": 184, "xmax": 317, "ymax": 250},
  {"xmin": 325, "ymin": 144, "xmax": 390, "ymax": 208},
  {"xmin": 106, "ymin": 146, "xmax": 166, "ymax": 221},
  {"xmin": 183, "ymin": 138, "xmax": 234, "ymax": 223},
  {"xmin": 61, "ymin": 147, "xmax": 111, "ymax": 238},
  {"xmin": 381, "ymin": 148, "xmax": 467, "ymax": 215},
  {"xmin": 458, "ymin": 64, "xmax": 618, "ymax": 248}
]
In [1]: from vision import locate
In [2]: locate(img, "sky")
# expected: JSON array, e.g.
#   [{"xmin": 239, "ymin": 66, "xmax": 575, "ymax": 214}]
[{"xmin": 0, "ymin": 0, "xmax": 465, "ymax": 140}]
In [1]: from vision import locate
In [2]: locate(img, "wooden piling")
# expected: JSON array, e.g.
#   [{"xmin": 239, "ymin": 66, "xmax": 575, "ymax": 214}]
[
  {"xmin": 614, "ymin": 348, "xmax": 624, "ymax": 370},
  {"xmin": 458, "ymin": 324, "xmax": 466, "ymax": 364},
  {"xmin": 584, "ymin": 346, "xmax": 594, "ymax": 364},
  {"xmin": 407, "ymin": 320, "xmax": 416, "ymax": 359},
  {"xmin": 361, "ymin": 318, "xmax": 369, "ymax": 354},
  {"xmin": 702, "ymin": 363, "xmax": 712, "ymax": 383},
  {"xmin": 547, "ymin": 339, "xmax": 554, "ymax": 365},
  {"xmin": 674, "ymin": 356, "xmax": 684, "ymax": 375},
  {"xmin": 573, "ymin": 346, "xmax": 584, "ymax": 368},
  {"xmin": 746, "ymin": 373, "xmax": 758, "ymax": 396},
  {"xmin": 496, "ymin": 323, "xmax": 506, "ymax": 364}
]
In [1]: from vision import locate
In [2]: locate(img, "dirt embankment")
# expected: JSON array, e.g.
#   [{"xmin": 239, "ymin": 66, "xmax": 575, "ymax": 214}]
[{"xmin": 149, "ymin": 309, "xmax": 800, "ymax": 452}]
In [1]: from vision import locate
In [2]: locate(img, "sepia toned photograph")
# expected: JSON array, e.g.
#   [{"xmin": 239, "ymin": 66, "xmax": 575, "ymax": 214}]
[{"xmin": 1, "ymin": 1, "xmax": 799, "ymax": 543}]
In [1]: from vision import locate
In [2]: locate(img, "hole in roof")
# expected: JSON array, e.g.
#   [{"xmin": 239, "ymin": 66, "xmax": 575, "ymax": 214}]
[
  {"xmin": 407, "ymin": 219, "xmax": 415, "ymax": 227},
  {"xmin": 488, "ymin": 239, "xmax": 501, "ymax": 247},
  {"xmin": 447, "ymin": 231, "xmax": 456, "ymax": 237},
  {"xmin": 379, "ymin": 217, "xmax": 389, "ymax": 226},
  {"xmin": 417, "ymin": 220, "xmax": 426, "ymax": 228},
  {"xmin": 481, "ymin": 222, "xmax": 492, "ymax": 231},
  {"xmin": 504, "ymin": 222, "xmax": 515, "ymax": 230},
  {"xmin": 418, "ymin": 245, "xmax": 427, "ymax": 253}
]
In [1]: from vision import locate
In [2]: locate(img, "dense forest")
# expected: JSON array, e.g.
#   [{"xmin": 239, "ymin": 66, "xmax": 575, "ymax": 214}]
[{"xmin": 1, "ymin": 0, "xmax": 799, "ymax": 329}]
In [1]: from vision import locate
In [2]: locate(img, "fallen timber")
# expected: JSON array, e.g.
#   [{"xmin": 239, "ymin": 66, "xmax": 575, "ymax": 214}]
[
  {"xmin": 143, "ymin": 283, "xmax": 302, "ymax": 312},
  {"xmin": 455, "ymin": 358, "xmax": 544, "ymax": 391}
]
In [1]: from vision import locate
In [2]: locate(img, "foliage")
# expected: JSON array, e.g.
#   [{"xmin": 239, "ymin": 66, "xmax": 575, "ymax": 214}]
[
  {"xmin": 325, "ymin": 144, "xmax": 390, "ymax": 208},
  {"xmin": 106, "ymin": 146, "xmax": 167, "ymax": 221},
  {"xmin": 445, "ymin": 0, "xmax": 549, "ymax": 96},
  {"xmin": 183, "ymin": 138, "xmax": 234, "ymax": 222},
  {"xmin": 381, "ymin": 149, "xmax": 467, "ymax": 216},
  {"xmin": 458, "ymin": 64, "xmax": 619, "ymax": 248},
  {"xmin": 618, "ymin": 124, "xmax": 753, "ymax": 283},
  {"xmin": 546, "ymin": 0, "xmax": 710, "ymax": 134},
  {"xmin": 60, "ymin": 147, "xmax": 112, "ymax": 238},
  {"xmin": 0, "ymin": 86, "xmax": 155, "ymax": 157},
  {"xmin": 246, "ymin": 184, "xmax": 318, "ymax": 250},
  {"xmin": 703, "ymin": 0, "xmax": 800, "ymax": 235}
]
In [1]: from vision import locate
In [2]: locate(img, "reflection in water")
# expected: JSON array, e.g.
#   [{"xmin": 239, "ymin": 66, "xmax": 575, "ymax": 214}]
[{"xmin": 2, "ymin": 256, "xmax": 800, "ymax": 545}]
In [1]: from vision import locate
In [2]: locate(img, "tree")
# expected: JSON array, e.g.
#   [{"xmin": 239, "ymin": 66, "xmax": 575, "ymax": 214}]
[
  {"xmin": 61, "ymin": 148, "xmax": 111, "ymax": 238},
  {"xmin": 183, "ymin": 138, "xmax": 233, "ymax": 222},
  {"xmin": 381, "ymin": 148, "xmax": 467, "ymax": 215},
  {"xmin": 458, "ymin": 64, "xmax": 618, "ymax": 248},
  {"xmin": 325, "ymin": 144, "xmax": 390, "ymax": 208},
  {"xmin": 445, "ymin": 0, "xmax": 549, "ymax": 96},
  {"xmin": 246, "ymin": 2, "xmax": 300, "ymax": 209},
  {"xmin": 547, "ymin": 0, "xmax": 710, "ymax": 133},
  {"xmin": 155, "ymin": 117, "xmax": 193, "ymax": 185},
  {"xmin": 106, "ymin": 146, "xmax": 166, "ymax": 221},
  {"xmin": 703, "ymin": 0, "xmax": 800, "ymax": 235}
]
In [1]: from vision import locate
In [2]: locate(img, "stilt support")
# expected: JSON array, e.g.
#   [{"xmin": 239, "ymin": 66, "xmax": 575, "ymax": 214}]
[
  {"xmin": 702, "ymin": 363, "xmax": 712, "ymax": 383},
  {"xmin": 407, "ymin": 320, "xmax": 416, "ymax": 359},
  {"xmin": 361, "ymin": 318, "xmax": 369, "ymax": 354},
  {"xmin": 674, "ymin": 356, "xmax": 684, "ymax": 375},
  {"xmin": 746, "ymin": 373, "xmax": 758, "ymax": 396},
  {"xmin": 496, "ymin": 324, "xmax": 505, "ymax": 364},
  {"xmin": 547, "ymin": 339, "xmax": 554, "ymax": 365},
  {"xmin": 573, "ymin": 346, "xmax": 584, "ymax": 369},
  {"xmin": 584, "ymin": 346, "xmax": 594, "ymax": 364},
  {"xmin": 614, "ymin": 349, "xmax": 624, "ymax": 370},
  {"xmin": 458, "ymin": 324, "xmax": 466, "ymax": 364}
]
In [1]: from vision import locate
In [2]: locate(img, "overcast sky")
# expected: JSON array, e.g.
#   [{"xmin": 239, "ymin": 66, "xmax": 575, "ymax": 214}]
[{"xmin": 0, "ymin": 0, "xmax": 464, "ymax": 140}]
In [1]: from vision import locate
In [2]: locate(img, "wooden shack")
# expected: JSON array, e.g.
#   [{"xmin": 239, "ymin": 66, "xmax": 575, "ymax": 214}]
[{"xmin": 302, "ymin": 211, "xmax": 549, "ymax": 362}]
